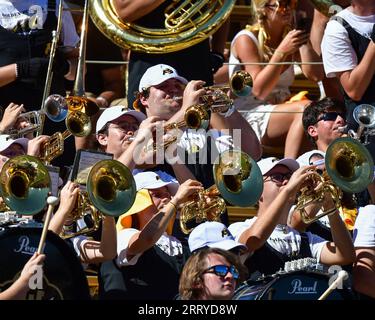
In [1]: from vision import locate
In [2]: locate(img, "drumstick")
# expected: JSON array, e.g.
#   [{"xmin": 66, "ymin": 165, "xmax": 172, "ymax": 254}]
[
  {"xmin": 37, "ymin": 196, "xmax": 59, "ymax": 254},
  {"xmin": 318, "ymin": 270, "xmax": 349, "ymax": 300}
]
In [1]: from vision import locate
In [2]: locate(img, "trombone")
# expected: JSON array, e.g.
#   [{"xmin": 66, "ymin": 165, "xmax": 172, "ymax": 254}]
[
  {"xmin": 296, "ymin": 136, "xmax": 374, "ymax": 224},
  {"xmin": 60, "ymin": 159, "xmax": 136, "ymax": 239},
  {"xmin": 180, "ymin": 149, "xmax": 263, "ymax": 234}
]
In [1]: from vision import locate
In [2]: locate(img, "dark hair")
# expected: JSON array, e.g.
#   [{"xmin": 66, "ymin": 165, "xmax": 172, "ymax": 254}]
[
  {"xmin": 302, "ymin": 97, "xmax": 346, "ymax": 146},
  {"xmin": 179, "ymin": 247, "xmax": 248, "ymax": 300},
  {"xmin": 133, "ymin": 88, "xmax": 149, "ymax": 114}
]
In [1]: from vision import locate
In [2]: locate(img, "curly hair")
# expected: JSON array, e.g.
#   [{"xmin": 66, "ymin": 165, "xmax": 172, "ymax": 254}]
[{"xmin": 178, "ymin": 247, "xmax": 248, "ymax": 300}]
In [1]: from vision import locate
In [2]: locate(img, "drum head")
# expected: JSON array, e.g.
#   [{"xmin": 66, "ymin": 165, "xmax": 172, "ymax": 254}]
[
  {"xmin": 233, "ymin": 271, "xmax": 354, "ymax": 300},
  {"xmin": 0, "ymin": 227, "xmax": 90, "ymax": 300}
]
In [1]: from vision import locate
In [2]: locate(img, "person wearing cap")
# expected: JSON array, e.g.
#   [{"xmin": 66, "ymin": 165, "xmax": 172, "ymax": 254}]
[
  {"xmin": 95, "ymin": 105, "xmax": 196, "ymax": 184},
  {"xmin": 228, "ymin": 156, "xmax": 355, "ymax": 279},
  {"xmin": 112, "ymin": 0, "xmax": 228, "ymax": 110},
  {"xmin": 134, "ymin": 63, "xmax": 261, "ymax": 189},
  {"xmin": 178, "ymin": 247, "xmax": 248, "ymax": 300},
  {"xmin": 99, "ymin": 172, "xmax": 203, "ymax": 300}
]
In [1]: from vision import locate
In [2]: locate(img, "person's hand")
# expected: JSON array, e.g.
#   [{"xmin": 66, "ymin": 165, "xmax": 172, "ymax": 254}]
[
  {"xmin": 171, "ymin": 179, "xmax": 204, "ymax": 206},
  {"xmin": 27, "ymin": 135, "xmax": 50, "ymax": 157},
  {"xmin": 276, "ymin": 29, "xmax": 310, "ymax": 56},
  {"xmin": 19, "ymin": 253, "xmax": 45, "ymax": 283},
  {"xmin": 16, "ymin": 57, "xmax": 48, "ymax": 85},
  {"xmin": 57, "ymin": 181, "xmax": 79, "ymax": 216},
  {"xmin": 283, "ymin": 165, "xmax": 316, "ymax": 201},
  {"xmin": 0, "ymin": 103, "xmax": 25, "ymax": 133},
  {"xmin": 181, "ymin": 80, "xmax": 206, "ymax": 112}
]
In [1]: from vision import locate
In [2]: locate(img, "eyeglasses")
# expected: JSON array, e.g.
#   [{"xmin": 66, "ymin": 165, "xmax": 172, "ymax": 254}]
[
  {"xmin": 265, "ymin": 0, "xmax": 297, "ymax": 11},
  {"xmin": 264, "ymin": 172, "xmax": 292, "ymax": 183},
  {"xmin": 316, "ymin": 112, "xmax": 346, "ymax": 123},
  {"xmin": 203, "ymin": 265, "xmax": 239, "ymax": 280}
]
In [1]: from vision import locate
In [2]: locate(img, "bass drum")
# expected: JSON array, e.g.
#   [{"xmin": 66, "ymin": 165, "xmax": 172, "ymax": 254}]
[
  {"xmin": 0, "ymin": 227, "xmax": 90, "ymax": 300},
  {"xmin": 233, "ymin": 271, "xmax": 354, "ymax": 300}
]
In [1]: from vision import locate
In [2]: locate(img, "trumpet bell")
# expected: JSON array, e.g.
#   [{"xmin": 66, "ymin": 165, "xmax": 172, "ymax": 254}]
[
  {"xmin": 184, "ymin": 105, "xmax": 210, "ymax": 130},
  {"xmin": 65, "ymin": 110, "xmax": 92, "ymax": 137},
  {"xmin": 213, "ymin": 150, "xmax": 263, "ymax": 207},
  {"xmin": 0, "ymin": 155, "xmax": 51, "ymax": 215},
  {"xmin": 86, "ymin": 160, "xmax": 136, "ymax": 216},
  {"xmin": 326, "ymin": 137, "xmax": 374, "ymax": 193},
  {"xmin": 43, "ymin": 94, "xmax": 68, "ymax": 122},
  {"xmin": 66, "ymin": 96, "xmax": 99, "ymax": 117},
  {"xmin": 353, "ymin": 104, "xmax": 375, "ymax": 128},
  {"xmin": 230, "ymin": 70, "xmax": 252, "ymax": 97}
]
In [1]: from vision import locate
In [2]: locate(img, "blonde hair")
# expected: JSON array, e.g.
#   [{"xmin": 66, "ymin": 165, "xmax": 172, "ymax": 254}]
[{"xmin": 246, "ymin": 0, "xmax": 290, "ymax": 61}]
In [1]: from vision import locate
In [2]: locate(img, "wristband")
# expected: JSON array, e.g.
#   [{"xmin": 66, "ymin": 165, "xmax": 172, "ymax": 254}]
[
  {"xmin": 219, "ymin": 103, "xmax": 236, "ymax": 118},
  {"xmin": 274, "ymin": 50, "xmax": 286, "ymax": 60}
]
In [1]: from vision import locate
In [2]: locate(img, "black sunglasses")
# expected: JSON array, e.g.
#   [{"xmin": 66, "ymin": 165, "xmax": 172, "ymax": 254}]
[
  {"xmin": 265, "ymin": 172, "xmax": 292, "ymax": 183},
  {"xmin": 203, "ymin": 265, "xmax": 239, "ymax": 280},
  {"xmin": 317, "ymin": 112, "xmax": 346, "ymax": 123}
]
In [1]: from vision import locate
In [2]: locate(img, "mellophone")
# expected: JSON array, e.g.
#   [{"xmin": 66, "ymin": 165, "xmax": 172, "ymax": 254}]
[{"xmin": 233, "ymin": 258, "xmax": 354, "ymax": 300}]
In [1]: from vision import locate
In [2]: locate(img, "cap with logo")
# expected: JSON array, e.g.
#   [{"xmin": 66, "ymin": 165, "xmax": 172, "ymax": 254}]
[
  {"xmin": 138, "ymin": 64, "xmax": 188, "ymax": 92},
  {"xmin": 96, "ymin": 105, "xmax": 146, "ymax": 134}
]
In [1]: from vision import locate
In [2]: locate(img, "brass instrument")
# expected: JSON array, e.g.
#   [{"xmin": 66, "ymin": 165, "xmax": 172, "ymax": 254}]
[
  {"xmin": 89, "ymin": 0, "xmax": 236, "ymax": 54},
  {"xmin": 0, "ymin": 155, "xmax": 51, "ymax": 215},
  {"xmin": 65, "ymin": 0, "xmax": 99, "ymax": 137},
  {"xmin": 296, "ymin": 137, "xmax": 373, "ymax": 224},
  {"xmin": 40, "ymin": 0, "xmax": 64, "ymax": 124},
  {"xmin": 60, "ymin": 160, "xmax": 136, "ymax": 239},
  {"xmin": 39, "ymin": 130, "xmax": 72, "ymax": 164},
  {"xmin": 184, "ymin": 71, "xmax": 252, "ymax": 130},
  {"xmin": 180, "ymin": 149, "xmax": 263, "ymax": 233},
  {"xmin": 7, "ymin": 111, "xmax": 45, "ymax": 138},
  {"xmin": 348, "ymin": 104, "xmax": 375, "ymax": 144}
]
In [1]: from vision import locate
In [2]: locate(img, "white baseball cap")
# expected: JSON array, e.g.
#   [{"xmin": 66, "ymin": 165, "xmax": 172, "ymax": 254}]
[
  {"xmin": 134, "ymin": 171, "xmax": 179, "ymax": 194},
  {"xmin": 96, "ymin": 105, "xmax": 146, "ymax": 133},
  {"xmin": 257, "ymin": 157, "xmax": 299, "ymax": 176},
  {"xmin": 138, "ymin": 64, "xmax": 188, "ymax": 92},
  {"xmin": 296, "ymin": 150, "xmax": 326, "ymax": 167},
  {"xmin": 0, "ymin": 134, "xmax": 28, "ymax": 153},
  {"xmin": 188, "ymin": 221, "xmax": 247, "ymax": 253}
]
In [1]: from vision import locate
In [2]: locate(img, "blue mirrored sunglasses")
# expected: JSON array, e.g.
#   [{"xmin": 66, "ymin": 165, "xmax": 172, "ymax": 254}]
[{"xmin": 203, "ymin": 265, "xmax": 239, "ymax": 279}]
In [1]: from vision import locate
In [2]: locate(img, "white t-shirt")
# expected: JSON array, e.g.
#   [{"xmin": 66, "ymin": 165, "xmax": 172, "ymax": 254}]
[
  {"xmin": 229, "ymin": 217, "xmax": 327, "ymax": 262},
  {"xmin": 321, "ymin": 8, "xmax": 375, "ymax": 78},
  {"xmin": 116, "ymin": 228, "xmax": 183, "ymax": 267},
  {"xmin": 0, "ymin": 0, "xmax": 79, "ymax": 47},
  {"xmin": 353, "ymin": 205, "xmax": 375, "ymax": 247}
]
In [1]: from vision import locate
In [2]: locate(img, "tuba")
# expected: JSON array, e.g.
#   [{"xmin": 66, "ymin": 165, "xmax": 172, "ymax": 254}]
[
  {"xmin": 180, "ymin": 149, "xmax": 263, "ymax": 233},
  {"xmin": 296, "ymin": 137, "xmax": 374, "ymax": 224},
  {"xmin": 89, "ymin": 0, "xmax": 236, "ymax": 53},
  {"xmin": 60, "ymin": 160, "xmax": 136, "ymax": 239},
  {"xmin": 0, "ymin": 155, "xmax": 51, "ymax": 215}
]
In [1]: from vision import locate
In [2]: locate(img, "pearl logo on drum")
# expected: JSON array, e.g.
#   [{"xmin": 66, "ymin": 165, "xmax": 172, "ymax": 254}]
[
  {"xmin": 14, "ymin": 236, "xmax": 38, "ymax": 255},
  {"xmin": 288, "ymin": 279, "xmax": 318, "ymax": 295}
]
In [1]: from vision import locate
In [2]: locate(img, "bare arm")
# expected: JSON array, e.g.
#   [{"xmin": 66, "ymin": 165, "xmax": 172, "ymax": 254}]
[
  {"xmin": 127, "ymin": 180, "xmax": 203, "ymax": 256},
  {"xmin": 113, "ymin": 0, "xmax": 166, "ymax": 22},
  {"xmin": 209, "ymin": 111, "xmax": 262, "ymax": 160},
  {"xmin": 353, "ymin": 247, "xmax": 375, "ymax": 298},
  {"xmin": 320, "ymin": 210, "xmax": 355, "ymax": 265},
  {"xmin": 0, "ymin": 64, "xmax": 17, "ymax": 87},
  {"xmin": 79, "ymin": 216, "xmax": 117, "ymax": 264},
  {"xmin": 337, "ymin": 42, "xmax": 375, "ymax": 101},
  {"xmin": 299, "ymin": 41, "xmax": 325, "ymax": 82}
]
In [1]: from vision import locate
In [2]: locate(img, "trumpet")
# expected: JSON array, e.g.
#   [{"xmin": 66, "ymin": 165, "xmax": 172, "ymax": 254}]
[
  {"xmin": 6, "ymin": 111, "xmax": 44, "ymax": 138},
  {"xmin": 296, "ymin": 136, "xmax": 374, "ymax": 224},
  {"xmin": 60, "ymin": 159, "xmax": 136, "ymax": 239},
  {"xmin": 180, "ymin": 150, "xmax": 263, "ymax": 233},
  {"xmin": 348, "ymin": 104, "xmax": 375, "ymax": 144}
]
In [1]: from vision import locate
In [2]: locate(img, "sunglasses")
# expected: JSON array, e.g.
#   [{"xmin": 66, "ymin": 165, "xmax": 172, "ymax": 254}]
[
  {"xmin": 264, "ymin": 172, "xmax": 292, "ymax": 183},
  {"xmin": 203, "ymin": 265, "xmax": 239, "ymax": 280},
  {"xmin": 317, "ymin": 112, "xmax": 346, "ymax": 123},
  {"xmin": 265, "ymin": 0, "xmax": 297, "ymax": 11}
]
